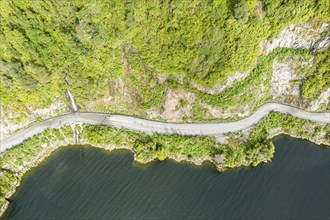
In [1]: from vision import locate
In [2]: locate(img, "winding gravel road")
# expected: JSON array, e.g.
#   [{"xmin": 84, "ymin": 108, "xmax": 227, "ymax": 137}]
[{"xmin": 0, "ymin": 103, "xmax": 329, "ymax": 153}]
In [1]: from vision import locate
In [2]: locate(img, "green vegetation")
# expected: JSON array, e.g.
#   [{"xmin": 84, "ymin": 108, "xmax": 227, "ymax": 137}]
[
  {"xmin": 175, "ymin": 48, "xmax": 315, "ymax": 121},
  {"xmin": 214, "ymin": 112, "xmax": 329, "ymax": 168},
  {"xmin": 229, "ymin": 0, "xmax": 249, "ymax": 24},
  {"xmin": 0, "ymin": 125, "xmax": 75, "ymax": 205},
  {"xmin": 301, "ymin": 50, "xmax": 330, "ymax": 101},
  {"xmin": 1, "ymin": 0, "xmax": 329, "ymax": 118},
  {"xmin": 1, "ymin": 1, "xmax": 329, "ymax": 214},
  {"xmin": 80, "ymin": 125, "xmax": 218, "ymax": 162},
  {"xmin": 1, "ymin": 110, "xmax": 329, "ymax": 213}
]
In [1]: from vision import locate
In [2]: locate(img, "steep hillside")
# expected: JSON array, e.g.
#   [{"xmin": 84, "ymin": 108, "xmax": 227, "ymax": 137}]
[{"xmin": 0, "ymin": 0, "xmax": 329, "ymax": 137}]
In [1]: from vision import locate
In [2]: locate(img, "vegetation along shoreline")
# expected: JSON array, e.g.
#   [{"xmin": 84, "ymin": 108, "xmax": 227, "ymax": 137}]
[{"xmin": 1, "ymin": 111, "xmax": 329, "ymax": 217}]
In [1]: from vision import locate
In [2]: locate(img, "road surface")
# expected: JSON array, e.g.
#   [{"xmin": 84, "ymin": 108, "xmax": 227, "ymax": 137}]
[{"xmin": 0, "ymin": 103, "xmax": 329, "ymax": 153}]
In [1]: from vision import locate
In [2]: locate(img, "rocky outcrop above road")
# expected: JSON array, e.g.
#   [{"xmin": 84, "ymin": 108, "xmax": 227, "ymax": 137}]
[
  {"xmin": 197, "ymin": 21, "xmax": 329, "ymax": 97},
  {"xmin": 0, "ymin": 97, "xmax": 67, "ymax": 139},
  {"xmin": 190, "ymin": 70, "xmax": 251, "ymax": 95},
  {"xmin": 264, "ymin": 21, "xmax": 329, "ymax": 54},
  {"xmin": 271, "ymin": 56, "xmax": 330, "ymax": 111},
  {"xmin": 147, "ymin": 88, "xmax": 196, "ymax": 122}
]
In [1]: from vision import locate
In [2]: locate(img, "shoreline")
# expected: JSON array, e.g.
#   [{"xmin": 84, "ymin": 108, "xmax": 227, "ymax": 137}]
[
  {"xmin": 268, "ymin": 130, "xmax": 330, "ymax": 147},
  {"xmin": 1, "ymin": 131, "xmax": 329, "ymax": 217},
  {"xmin": 1, "ymin": 103, "xmax": 329, "ymax": 153},
  {"xmin": 0, "ymin": 139, "xmax": 75, "ymax": 217}
]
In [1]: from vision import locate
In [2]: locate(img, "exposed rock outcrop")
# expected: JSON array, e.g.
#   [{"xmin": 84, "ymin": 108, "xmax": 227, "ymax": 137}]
[
  {"xmin": 264, "ymin": 21, "xmax": 329, "ymax": 54},
  {"xmin": 190, "ymin": 70, "xmax": 251, "ymax": 95},
  {"xmin": 147, "ymin": 88, "xmax": 196, "ymax": 122},
  {"xmin": 271, "ymin": 57, "xmax": 329, "ymax": 111},
  {"xmin": 0, "ymin": 97, "xmax": 67, "ymax": 139}
]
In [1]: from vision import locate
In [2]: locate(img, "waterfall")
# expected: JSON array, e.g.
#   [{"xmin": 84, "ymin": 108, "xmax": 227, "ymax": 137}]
[{"xmin": 66, "ymin": 89, "xmax": 78, "ymax": 112}]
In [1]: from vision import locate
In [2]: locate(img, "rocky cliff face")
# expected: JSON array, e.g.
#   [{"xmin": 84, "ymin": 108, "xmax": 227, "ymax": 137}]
[
  {"xmin": 0, "ymin": 98, "xmax": 67, "ymax": 139},
  {"xmin": 264, "ymin": 21, "xmax": 329, "ymax": 54},
  {"xmin": 268, "ymin": 21, "xmax": 329, "ymax": 111},
  {"xmin": 271, "ymin": 56, "xmax": 329, "ymax": 111}
]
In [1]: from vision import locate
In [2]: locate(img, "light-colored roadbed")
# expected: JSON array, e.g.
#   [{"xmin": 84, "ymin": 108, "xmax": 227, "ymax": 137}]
[{"xmin": 1, "ymin": 103, "xmax": 329, "ymax": 153}]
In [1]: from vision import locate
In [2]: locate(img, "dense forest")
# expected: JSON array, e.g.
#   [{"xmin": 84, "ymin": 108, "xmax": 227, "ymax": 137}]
[
  {"xmin": 1, "ymin": 0, "xmax": 329, "ymax": 117},
  {"xmin": 1, "ymin": 1, "xmax": 330, "ymax": 213}
]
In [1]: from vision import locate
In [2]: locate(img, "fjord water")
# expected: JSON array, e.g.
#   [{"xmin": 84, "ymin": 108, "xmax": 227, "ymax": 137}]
[{"xmin": 4, "ymin": 137, "xmax": 330, "ymax": 219}]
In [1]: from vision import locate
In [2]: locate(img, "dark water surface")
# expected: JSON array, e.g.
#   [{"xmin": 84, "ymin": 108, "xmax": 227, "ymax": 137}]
[{"xmin": 3, "ymin": 136, "xmax": 330, "ymax": 219}]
